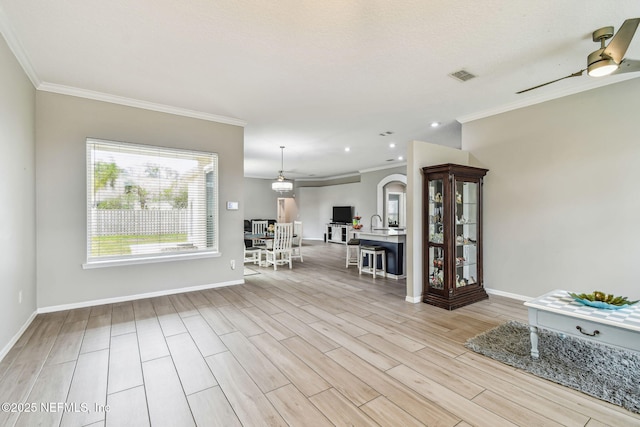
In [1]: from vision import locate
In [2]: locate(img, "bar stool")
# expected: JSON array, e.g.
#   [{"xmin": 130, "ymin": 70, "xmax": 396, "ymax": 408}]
[
  {"xmin": 359, "ymin": 245, "xmax": 386, "ymax": 278},
  {"xmin": 346, "ymin": 239, "xmax": 360, "ymax": 267}
]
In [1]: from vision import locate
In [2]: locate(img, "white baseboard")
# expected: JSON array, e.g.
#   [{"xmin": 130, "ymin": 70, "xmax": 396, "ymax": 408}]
[
  {"xmin": 405, "ymin": 295, "xmax": 422, "ymax": 303},
  {"xmin": 0, "ymin": 310, "xmax": 38, "ymax": 363},
  {"xmin": 485, "ymin": 287, "xmax": 531, "ymax": 302},
  {"xmin": 38, "ymin": 279, "xmax": 244, "ymax": 314}
]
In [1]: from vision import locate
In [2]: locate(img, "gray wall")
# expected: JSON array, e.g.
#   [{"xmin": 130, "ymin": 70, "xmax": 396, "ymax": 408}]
[
  {"xmin": 463, "ymin": 77, "xmax": 640, "ymax": 300},
  {"xmin": 0, "ymin": 35, "xmax": 37, "ymax": 355},
  {"xmin": 36, "ymin": 92, "xmax": 245, "ymax": 308},
  {"xmin": 298, "ymin": 182, "xmax": 361, "ymax": 239},
  {"xmin": 360, "ymin": 166, "xmax": 407, "ymax": 223},
  {"xmin": 298, "ymin": 166, "xmax": 407, "ymax": 240},
  {"xmin": 244, "ymin": 178, "xmax": 279, "ymax": 220}
]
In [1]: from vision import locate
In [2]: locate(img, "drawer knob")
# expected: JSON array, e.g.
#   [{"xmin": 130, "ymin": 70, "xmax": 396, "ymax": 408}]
[{"xmin": 576, "ymin": 326, "xmax": 600, "ymax": 337}]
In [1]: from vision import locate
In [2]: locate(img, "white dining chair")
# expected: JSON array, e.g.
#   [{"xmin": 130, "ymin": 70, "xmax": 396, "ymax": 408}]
[
  {"xmin": 264, "ymin": 223, "xmax": 293, "ymax": 270},
  {"xmin": 291, "ymin": 220, "xmax": 303, "ymax": 262},
  {"xmin": 244, "ymin": 248, "xmax": 261, "ymax": 265},
  {"xmin": 251, "ymin": 220, "xmax": 268, "ymax": 248},
  {"xmin": 244, "ymin": 242, "xmax": 261, "ymax": 265}
]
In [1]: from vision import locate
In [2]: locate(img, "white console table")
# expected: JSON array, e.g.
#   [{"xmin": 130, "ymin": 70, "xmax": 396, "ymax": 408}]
[
  {"xmin": 325, "ymin": 223, "xmax": 354, "ymax": 244},
  {"xmin": 524, "ymin": 290, "xmax": 640, "ymax": 358}
]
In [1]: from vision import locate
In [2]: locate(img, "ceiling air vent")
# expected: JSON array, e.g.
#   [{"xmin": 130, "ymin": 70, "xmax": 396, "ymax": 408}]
[{"xmin": 449, "ymin": 70, "xmax": 476, "ymax": 82}]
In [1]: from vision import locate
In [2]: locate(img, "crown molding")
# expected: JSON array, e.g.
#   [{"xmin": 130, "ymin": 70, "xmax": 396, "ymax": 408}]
[
  {"xmin": 0, "ymin": 4, "xmax": 245, "ymax": 127},
  {"xmin": 457, "ymin": 74, "xmax": 640, "ymax": 124},
  {"xmin": 245, "ymin": 172, "xmax": 360, "ymax": 182},
  {"xmin": 37, "ymin": 82, "xmax": 247, "ymax": 127},
  {"xmin": 268, "ymin": 162, "xmax": 407, "ymax": 182},
  {"xmin": 359, "ymin": 162, "xmax": 407, "ymax": 174},
  {"xmin": 244, "ymin": 175, "xmax": 275, "ymax": 180},
  {"xmin": 295, "ymin": 172, "xmax": 361, "ymax": 182},
  {"xmin": 0, "ymin": 6, "xmax": 245, "ymax": 128},
  {"xmin": 0, "ymin": 4, "xmax": 40, "ymax": 87}
]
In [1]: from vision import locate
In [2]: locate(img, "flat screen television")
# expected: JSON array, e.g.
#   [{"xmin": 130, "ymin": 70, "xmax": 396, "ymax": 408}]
[{"xmin": 332, "ymin": 206, "xmax": 353, "ymax": 224}]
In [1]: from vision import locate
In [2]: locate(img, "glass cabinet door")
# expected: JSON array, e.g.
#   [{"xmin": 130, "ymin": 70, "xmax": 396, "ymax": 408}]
[
  {"xmin": 428, "ymin": 179, "xmax": 444, "ymax": 244},
  {"xmin": 428, "ymin": 246, "xmax": 445, "ymax": 289},
  {"xmin": 454, "ymin": 180, "xmax": 478, "ymax": 288},
  {"xmin": 428, "ymin": 178, "xmax": 445, "ymax": 290}
]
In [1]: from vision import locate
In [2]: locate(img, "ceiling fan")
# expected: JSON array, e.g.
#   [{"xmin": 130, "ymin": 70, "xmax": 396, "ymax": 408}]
[{"xmin": 516, "ymin": 18, "xmax": 640, "ymax": 94}]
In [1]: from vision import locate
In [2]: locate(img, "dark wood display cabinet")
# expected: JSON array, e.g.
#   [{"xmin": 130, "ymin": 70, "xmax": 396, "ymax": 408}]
[{"xmin": 422, "ymin": 164, "xmax": 489, "ymax": 310}]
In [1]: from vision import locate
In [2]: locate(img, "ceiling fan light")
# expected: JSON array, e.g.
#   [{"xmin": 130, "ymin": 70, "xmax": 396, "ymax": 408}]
[
  {"xmin": 587, "ymin": 49, "xmax": 619, "ymax": 77},
  {"xmin": 588, "ymin": 60, "xmax": 618, "ymax": 77},
  {"xmin": 272, "ymin": 146, "xmax": 293, "ymax": 192},
  {"xmin": 272, "ymin": 176, "xmax": 293, "ymax": 192}
]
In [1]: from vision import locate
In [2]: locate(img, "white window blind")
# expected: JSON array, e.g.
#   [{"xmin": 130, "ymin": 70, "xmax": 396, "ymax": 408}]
[{"xmin": 86, "ymin": 138, "xmax": 218, "ymax": 265}]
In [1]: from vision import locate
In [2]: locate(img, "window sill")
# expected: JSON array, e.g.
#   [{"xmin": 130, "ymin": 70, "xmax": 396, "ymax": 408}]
[{"xmin": 82, "ymin": 251, "xmax": 221, "ymax": 269}]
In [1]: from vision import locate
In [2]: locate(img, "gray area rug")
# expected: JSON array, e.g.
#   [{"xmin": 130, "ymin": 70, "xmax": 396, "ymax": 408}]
[{"xmin": 465, "ymin": 320, "xmax": 640, "ymax": 414}]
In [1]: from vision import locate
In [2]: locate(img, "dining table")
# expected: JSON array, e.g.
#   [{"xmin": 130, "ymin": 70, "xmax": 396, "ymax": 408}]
[
  {"xmin": 244, "ymin": 232, "xmax": 297, "ymax": 241},
  {"xmin": 244, "ymin": 232, "xmax": 273, "ymax": 247}
]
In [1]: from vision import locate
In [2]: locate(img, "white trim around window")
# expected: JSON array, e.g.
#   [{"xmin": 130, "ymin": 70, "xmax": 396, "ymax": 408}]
[{"xmin": 85, "ymin": 138, "xmax": 219, "ymax": 267}]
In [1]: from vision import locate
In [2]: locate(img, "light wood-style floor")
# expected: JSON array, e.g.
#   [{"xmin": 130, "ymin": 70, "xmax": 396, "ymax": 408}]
[{"xmin": 1, "ymin": 241, "xmax": 639, "ymax": 427}]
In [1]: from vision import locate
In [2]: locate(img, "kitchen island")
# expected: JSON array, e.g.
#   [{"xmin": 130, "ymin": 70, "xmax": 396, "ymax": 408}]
[{"xmin": 354, "ymin": 228, "xmax": 406, "ymax": 279}]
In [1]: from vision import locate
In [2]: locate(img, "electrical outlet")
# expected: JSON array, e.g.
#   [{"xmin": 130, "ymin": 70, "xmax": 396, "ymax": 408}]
[
  {"xmin": 230, "ymin": 259, "xmax": 235, "ymax": 270},
  {"xmin": 18, "ymin": 291, "xmax": 22, "ymax": 304}
]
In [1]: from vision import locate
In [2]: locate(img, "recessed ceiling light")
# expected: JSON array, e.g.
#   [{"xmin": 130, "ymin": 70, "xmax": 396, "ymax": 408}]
[
  {"xmin": 345, "ymin": 147, "xmax": 350, "ymax": 152},
  {"xmin": 430, "ymin": 122, "xmax": 440, "ymax": 128},
  {"xmin": 398, "ymin": 156, "xmax": 404, "ymax": 161},
  {"xmin": 389, "ymin": 143, "xmax": 396, "ymax": 148}
]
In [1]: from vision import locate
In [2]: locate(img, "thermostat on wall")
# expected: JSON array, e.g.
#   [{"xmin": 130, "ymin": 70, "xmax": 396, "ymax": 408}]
[{"xmin": 226, "ymin": 201, "xmax": 239, "ymax": 210}]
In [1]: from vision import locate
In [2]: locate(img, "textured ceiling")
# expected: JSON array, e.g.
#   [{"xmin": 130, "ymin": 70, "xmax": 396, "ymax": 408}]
[{"xmin": 1, "ymin": 1, "xmax": 639, "ymax": 179}]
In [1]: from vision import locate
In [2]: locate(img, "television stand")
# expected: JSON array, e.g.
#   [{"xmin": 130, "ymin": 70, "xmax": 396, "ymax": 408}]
[{"xmin": 326, "ymin": 223, "xmax": 354, "ymax": 244}]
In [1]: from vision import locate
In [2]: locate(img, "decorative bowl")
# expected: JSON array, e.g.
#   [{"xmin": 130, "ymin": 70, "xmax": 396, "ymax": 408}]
[{"xmin": 568, "ymin": 291, "xmax": 638, "ymax": 310}]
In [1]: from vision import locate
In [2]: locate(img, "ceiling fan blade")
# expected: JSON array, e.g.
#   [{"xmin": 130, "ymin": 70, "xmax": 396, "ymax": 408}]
[
  {"xmin": 603, "ymin": 18, "xmax": 640, "ymax": 64},
  {"xmin": 516, "ymin": 69, "xmax": 585, "ymax": 94},
  {"xmin": 611, "ymin": 58, "xmax": 640, "ymax": 75}
]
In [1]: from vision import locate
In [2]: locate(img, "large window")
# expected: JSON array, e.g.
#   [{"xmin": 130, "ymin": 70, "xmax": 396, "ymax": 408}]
[{"xmin": 85, "ymin": 138, "xmax": 218, "ymax": 267}]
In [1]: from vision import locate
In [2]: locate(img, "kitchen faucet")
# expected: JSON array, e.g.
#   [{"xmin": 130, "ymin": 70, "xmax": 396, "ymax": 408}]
[{"xmin": 370, "ymin": 214, "xmax": 382, "ymax": 229}]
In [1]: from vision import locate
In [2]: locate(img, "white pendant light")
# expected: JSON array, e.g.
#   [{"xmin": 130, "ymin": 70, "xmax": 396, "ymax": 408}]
[{"xmin": 272, "ymin": 146, "xmax": 293, "ymax": 193}]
